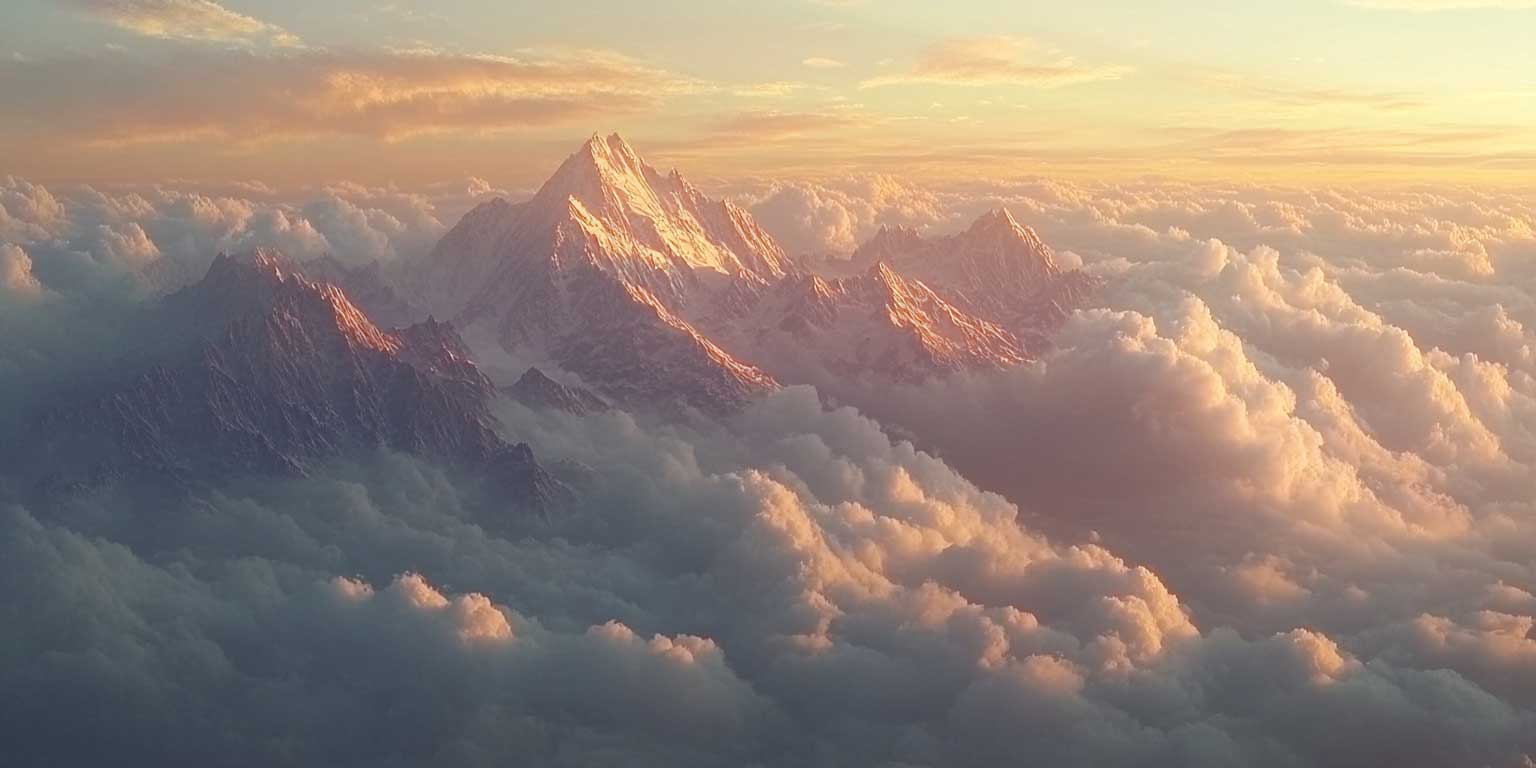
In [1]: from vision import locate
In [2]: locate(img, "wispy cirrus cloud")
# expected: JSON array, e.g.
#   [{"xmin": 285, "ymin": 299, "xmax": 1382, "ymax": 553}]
[
  {"xmin": 801, "ymin": 56, "xmax": 845, "ymax": 69},
  {"xmin": 1202, "ymin": 72, "xmax": 1428, "ymax": 111},
  {"xmin": 64, "ymin": 0, "xmax": 302, "ymax": 46},
  {"xmin": 709, "ymin": 109, "xmax": 861, "ymax": 139},
  {"xmin": 0, "ymin": 47, "xmax": 694, "ymax": 145},
  {"xmin": 1345, "ymin": 0, "xmax": 1536, "ymax": 8},
  {"xmin": 861, "ymin": 36, "xmax": 1129, "ymax": 89}
]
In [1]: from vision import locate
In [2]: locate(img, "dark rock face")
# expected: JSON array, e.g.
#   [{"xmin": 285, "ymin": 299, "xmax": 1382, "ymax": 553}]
[
  {"xmin": 505, "ymin": 367, "xmax": 609, "ymax": 415},
  {"xmin": 11, "ymin": 249, "xmax": 564, "ymax": 511}
]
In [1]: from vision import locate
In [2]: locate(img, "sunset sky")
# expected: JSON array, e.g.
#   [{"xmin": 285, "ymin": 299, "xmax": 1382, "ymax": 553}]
[
  {"xmin": 2, "ymin": 0, "xmax": 1533, "ymax": 187},
  {"xmin": 10, "ymin": 4, "xmax": 1536, "ymax": 766}
]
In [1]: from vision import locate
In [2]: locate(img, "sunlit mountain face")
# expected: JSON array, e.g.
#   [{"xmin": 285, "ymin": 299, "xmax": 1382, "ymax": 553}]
[{"xmin": 4, "ymin": 3, "xmax": 1536, "ymax": 767}]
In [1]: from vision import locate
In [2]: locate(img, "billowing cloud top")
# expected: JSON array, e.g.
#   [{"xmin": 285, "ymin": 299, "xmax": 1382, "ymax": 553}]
[{"xmin": 3, "ymin": 161, "xmax": 1536, "ymax": 765}]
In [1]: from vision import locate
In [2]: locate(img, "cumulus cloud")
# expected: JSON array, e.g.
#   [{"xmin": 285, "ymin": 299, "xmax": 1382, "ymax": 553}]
[
  {"xmin": 65, "ymin": 0, "xmax": 302, "ymax": 46},
  {"xmin": 728, "ymin": 171, "xmax": 1536, "ymax": 707},
  {"xmin": 0, "ymin": 175, "xmax": 468, "ymax": 297},
  {"xmin": 738, "ymin": 174, "xmax": 952, "ymax": 254},
  {"xmin": 2, "ymin": 376, "xmax": 1534, "ymax": 765},
  {"xmin": 862, "ymin": 36, "xmax": 1129, "ymax": 89},
  {"xmin": 0, "ymin": 243, "xmax": 43, "ymax": 299}
]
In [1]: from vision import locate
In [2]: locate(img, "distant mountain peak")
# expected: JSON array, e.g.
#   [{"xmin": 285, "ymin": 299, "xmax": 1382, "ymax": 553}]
[
  {"xmin": 971, "ymin": 206, "xmax": 1021, "ymax": 228},
  {"xmin": 17, "ymin": 250, "xmax": 565, "ymax": 512},
  {"xmin": 577, "ymin": 131, "xmax": 644, "ymax": 170},
  {"xmin": 963, "ymin": 207, "xmax": 1049, "ymax": 252},
  {"xmin": 863, "ymin": 260, "xmax": 909, "ymax": 296},
  {"xmin": 187, "ymin": 248, "xmax": 401, "ymax": 356},
  {"xmin": 410, "ymin": 134, "xmax": 795, "ymax": 413},
  {"xmin": 725, "ymin": 256, "xmax": 1028, "ymax": 382},
  {"xmin": 202, "ymin": 247, "xmax": 289, "ymax": 288},
  {"xmin": 842, "ymin": 208, "xmax": 1096, "ymax": 348},
  {"xmin": 505, "ymin": 366, "xmax": 609, "ymax": 415},
  {"xmin": 409, "ymin": 133, "xmax": 1099, "ymax": 410}
]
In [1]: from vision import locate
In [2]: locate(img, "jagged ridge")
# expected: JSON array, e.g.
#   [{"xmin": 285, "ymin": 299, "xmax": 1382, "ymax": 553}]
[
  {"xmin": 14, "ymin": 249, "xmax": 563, "ymax": 510},
  {"xmin": 416, "ymin": 134, "xmax": 785, "ymax": 414},
  {"xmin": 409, "ymin": 134, "xmax": 1098, "ymax": 411},
  {"xmin": 848, "ymin": 208, "xmax": 1102, "ymax": 344},
  {"xmin": 724, "ymin": 261, "xmax": 1027, "ymax": 382},
  {"xmin": 504, "ymin": 367, "xmax": 609, "ymax": 415}
]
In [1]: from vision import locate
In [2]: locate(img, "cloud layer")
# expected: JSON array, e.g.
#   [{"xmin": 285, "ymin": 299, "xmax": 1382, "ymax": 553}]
[
  {"xmin": 0, "ymin": 174, "xmax": 505, "ymax": 300},
  {"xmin": 4, "ymin": 171, "xmax": 1536, "ymax": 765}
]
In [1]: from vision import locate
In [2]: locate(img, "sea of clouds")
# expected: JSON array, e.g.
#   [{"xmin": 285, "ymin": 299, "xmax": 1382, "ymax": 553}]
[{"xmin": 2, "ymin": 172, "xmax": 1535, "ymax": 766}]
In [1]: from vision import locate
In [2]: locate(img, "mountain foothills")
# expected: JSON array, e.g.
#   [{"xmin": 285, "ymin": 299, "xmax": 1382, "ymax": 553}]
[{"xmin": 412, "ymin": 133, "xmax": 1098, "ymax": 409}]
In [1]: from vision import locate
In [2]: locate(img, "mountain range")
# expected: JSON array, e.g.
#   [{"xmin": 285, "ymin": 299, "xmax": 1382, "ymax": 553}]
[
  {"xmin": 3, "ymin": 133, "xmax": 1098, "ymax": 510},
  {"xmin": 412, "ymin": 133, "xmax": 1099, "ymax": 410}
]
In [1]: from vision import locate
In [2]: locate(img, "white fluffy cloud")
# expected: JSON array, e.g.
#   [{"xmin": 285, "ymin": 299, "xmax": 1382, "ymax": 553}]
[
  {"xmin": 4, "ymin": 170, "xmax": 1536, "ymax": 765},
  {"xmin": 741, "ymin": 174, "xmax": 954, "ymax": 255},
  {"xmin": 1, "ymin": 379, "xmax": 1532, "ymax": 765},
  {"xmin": 0, "ymin": 243, "xmax": 43, "ymax": 299},
  {"xmin": 0, "ymin": 175, "xmax": 478, "ymax": 297}
]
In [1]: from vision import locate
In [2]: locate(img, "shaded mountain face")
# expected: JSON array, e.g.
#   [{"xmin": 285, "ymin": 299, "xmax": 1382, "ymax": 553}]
[
  {"xmin": 504, "ymin": 367, "xmax": 609, "ymax": 415},
  {"xmin": 7, "ymin": 248, "xmax": 562, "ymax": 510},
  {"xmin": 409, "ymin": 134, "xmax": 1098, "ymax": 411}
]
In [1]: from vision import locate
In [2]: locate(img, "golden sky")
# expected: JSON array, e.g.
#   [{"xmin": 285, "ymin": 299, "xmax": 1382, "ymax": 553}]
[{"xmin": 2, "ymin": 0, "xmax": 1533, "ymax": 188}]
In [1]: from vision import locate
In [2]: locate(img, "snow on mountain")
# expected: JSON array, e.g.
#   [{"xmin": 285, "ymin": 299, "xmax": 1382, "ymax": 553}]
[
  {"xmin": 721, "ymin": 262, "xmax": 1027, "ymax": 382},
  {"xmin": 518, "ymin": 132, "xmax": 791, "ymax": 291},
  {"xmin": 10, "ymin": 248, "xmax": 563, "ymax": 510},
  {"xmin": 408, "ymin": 134, "xmax": 1096, "ymax": 410},
  {"xmin": 413, "ymin": 133, "xmax": 784, "ymax": 413},
  {"xmin": 419, "ymin": 133, "xmax": 790, "ymax": 322},
  {"xmin": 847, "ymin": 208, "xmax": 1102, "ymax": 344}
]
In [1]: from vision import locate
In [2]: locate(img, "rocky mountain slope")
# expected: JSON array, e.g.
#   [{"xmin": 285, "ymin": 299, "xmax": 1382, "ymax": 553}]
[
  {"xmin": 415, "ymin": 134, "xmax": 785, "ymax": 412},
  {"xmin": 8, "ymin": 249, "xmax": 562, "ymax": 510},
  {"xmin": 720, "ymin": 262, "xmax": 1027, "ymax": 382},
  {"xmin": 504, "ymin": 367, "xmax": 609, "ymax": 415},
  {"xmin": 848, "ymin": 210, "xmax": 1103, "ymax": 350}
]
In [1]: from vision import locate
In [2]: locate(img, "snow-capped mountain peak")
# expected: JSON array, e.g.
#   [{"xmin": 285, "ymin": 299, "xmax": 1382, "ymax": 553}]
[
  {"xmin": 410, "ymin": 134, "xmax": 1097, "ymax": 412},
  {"xmin": 193, "ymin": 248, "xmax": 401, "ymax": 356},
  {"xmin": 521, "ymin": 132, "xmax": 790, "ymax": 283},
  {"xmin": 960, "ymin": 207, "xmax": 1058, "ymax": 271},
  {"xmin": 842, "ymin": 207, "xmax": 1092, "ymax": 340}
]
